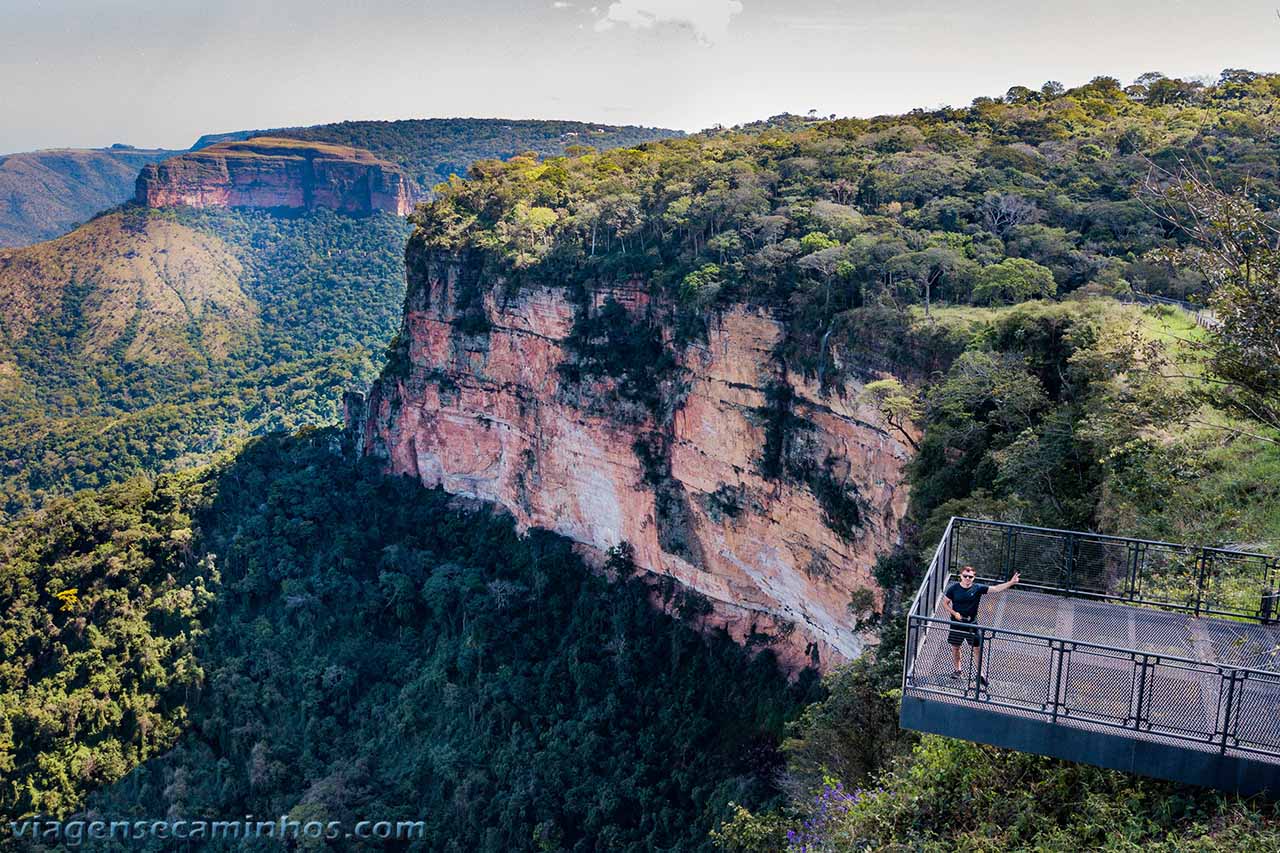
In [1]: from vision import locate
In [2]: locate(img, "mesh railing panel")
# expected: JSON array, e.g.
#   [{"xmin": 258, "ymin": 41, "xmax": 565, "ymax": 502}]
[
  {"xmin": 1000, "ymin": 596, "xmax": 1060, "ymax": 635},
  {"xmin": 949, "ymin": 522, "xmax": 1005, "ymax": 579},
  {"xmin": 981, "ymin": 633, "xmax": 1054, "ymax": 709},
  {"xmin": 1062, "ymin": 651, "xmax": 1135, "ymax": 725},
  {"xmin": 910, "ymin": 621, "xmax": 970, "ymax": 689},
  {"xmin": 1203, "ymin": 551, "xmax": 1279, "ymax": 619},
  {"xmin": 1231, "ymin": 672, "xmax": 1280, "ymax": 753},
  {"xmin": 1137, "ymin": 544, "xmax": 1201, "ymax": 611},
  {"xmin": 1133, "ymin": 610, "xmax": 1196, "ymax": 659},
  {"xmin": 1072, "ymin": 602, "xmax": 1131, "ymax": 648},
  {"xmin": 904, "ymin": 518, "xmax": 957, "ymax": 685},
  {"xmin": 1144, "ymin": 660, "xmax": 1216, "ymax": 740},
  {"xmin": 1011, "ymin": 530, "xmax": 1067, "ymax": 589},
  {"xmin": 1072, "ymin": 536, "xmax": 1128, "ymax": 596},
  {"xmin": 1205, "ymin": 621, "xmax": 1280, "ymax": 672}
]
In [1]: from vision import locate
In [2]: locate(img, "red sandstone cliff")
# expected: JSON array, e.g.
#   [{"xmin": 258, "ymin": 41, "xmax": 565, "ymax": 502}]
[
  {"xmin": 135, "ymin": 138, "xmax": 412, "ymax": 216},
  {"xmin": 348, "ymin": 248, "xmax": 915, "ymax": 672}
]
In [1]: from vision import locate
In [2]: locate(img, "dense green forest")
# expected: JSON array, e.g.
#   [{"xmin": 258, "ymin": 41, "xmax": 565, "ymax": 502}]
[
  {"xmin": 411, "ymin": 70, "xmax": 1280, "ymax": 364},
  {"xmin": 1, "ymin": 433, "xmax": 816, "ymax": 850}
]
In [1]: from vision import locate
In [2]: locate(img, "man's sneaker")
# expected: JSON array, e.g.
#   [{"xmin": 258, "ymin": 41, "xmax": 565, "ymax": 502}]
[
  {"xmin": 950, "ymin": 670, "xmax": 962, "ymax": 680},
  {"xmin": 976, "ymin": 675, "xmax": 989, "ymax": 688}
]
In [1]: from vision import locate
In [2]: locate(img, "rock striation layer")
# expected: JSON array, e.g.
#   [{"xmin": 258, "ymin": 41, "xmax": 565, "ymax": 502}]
[
  {"xmin": 136, "ymin": 138, "xmax": 412, "ymax": 216},
  {"xmin": 349, "ymin": 249, "xmax": 914, "ymax": 672}
]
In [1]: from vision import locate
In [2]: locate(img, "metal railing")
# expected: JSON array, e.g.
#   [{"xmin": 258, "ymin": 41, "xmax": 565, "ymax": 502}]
[
  {"xmin": 1123, "ymin": 290, "xmax": 1219, "ymax": 330},
  {"xmin": 906, "ymin": 614, "xmax": 1280, "ymax": 758},
  {"xmin": 946, "ymin": 517, "xmax": 1280, "ymax": 622},
  {"xmin": 902, "ymin": 518, "xmax": 1280, "ymax": 761},
  {"xmin": 901, "ymin": 516, "xmax": 957, "ymax": 696}
]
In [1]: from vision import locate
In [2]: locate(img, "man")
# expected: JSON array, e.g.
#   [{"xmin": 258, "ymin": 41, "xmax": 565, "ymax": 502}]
[{"xmin": 942, "ymin": 565, "xmax": 1019, "ymax": 685}]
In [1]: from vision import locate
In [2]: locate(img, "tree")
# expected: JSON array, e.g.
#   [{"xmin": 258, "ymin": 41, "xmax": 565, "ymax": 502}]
[
  {"xmin": 929, "ymin": 350, "xmax": 1049, "ymax": 432},
  {"xmin": 1145, "ymin": 76, "xmax": 1200, "ymax": 106},
  {"xmin": 797, "ymin": 245, "xmax": 850, "ymax": 314},
  {"xmin": 884, "ymin": 247, "xmax": 977, "ymax": 315},
  {"xmin": 503, "ymin": 202, "xmax": 559, "ymax": 266},
  {"xmin": 800, "ymin": 231, "xmax": 837, "ymax": 253},
  {"xmin": 1219, "ymin": 68, "xmax": 1261, "ymax": 85},
  {"xmin": 1087, "ymin": 75, "xmax": 1124, "ymax": 95},
  {"xmin": 859, "ymin": 378, "xmax": 921, "ymax": 450},
  {"xmin": 980, "ymin": 192, "xmax": 1039, "ymax": 236},
  {"xmin": 680, "ymin": 263, "xmax": 723, "ymax": 306},
  {"xmin": 1143, "ymin": 166, "xmax": 1280, "ymax": 436},
  {"xmin": 972, "ymin": 258, "xmax": 1057, "ymax": 304},
  {"xmin": 829, "ymin": 177, "xmax": 857, "ymax": 205},
  {"xmin": 1005, "ymin": 85, "xmax": 1039, "ymax": 104}
]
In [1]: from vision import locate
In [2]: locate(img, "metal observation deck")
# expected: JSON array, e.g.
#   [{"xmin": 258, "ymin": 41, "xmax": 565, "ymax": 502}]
[{"xmin": 900, "ymin": 518, "xmax": 1280, "ymax": 794}]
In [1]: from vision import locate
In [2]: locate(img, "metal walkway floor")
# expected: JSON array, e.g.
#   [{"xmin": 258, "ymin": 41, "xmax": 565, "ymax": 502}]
[{"xmin": 910, "ymin": 588, "xmax": 1280, "ymax": 761}]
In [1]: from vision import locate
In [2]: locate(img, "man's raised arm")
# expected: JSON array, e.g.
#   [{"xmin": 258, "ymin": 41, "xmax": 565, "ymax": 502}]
[{"xmin": 990, "ymin": 571, "xmax": 1021, "ymax": 593}]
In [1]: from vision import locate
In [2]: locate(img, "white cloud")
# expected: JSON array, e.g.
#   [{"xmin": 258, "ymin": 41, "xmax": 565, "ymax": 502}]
[
  {"xmin": 552, "ymin": 2, "xmax": 573, "ymax": 8},
  {"xmin": 593, "ymin": 0, "xmax": 743, "ymax": 46}
]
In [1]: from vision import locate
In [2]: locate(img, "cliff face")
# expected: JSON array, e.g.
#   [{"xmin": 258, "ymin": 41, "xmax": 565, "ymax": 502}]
[
  {"xmin": 351, "ymin": 249, "xmax": 914, "ymax": 672},
  {"xmin": 136, "ymin": 138, "xmax": 412, "ymax": 216}
]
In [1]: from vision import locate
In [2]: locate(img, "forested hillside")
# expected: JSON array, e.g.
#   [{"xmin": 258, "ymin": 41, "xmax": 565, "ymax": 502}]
[
  {"xmin": 0, "ymin": 119, "xmax": 682, "ymax": 519},
  {"xmin": 1, "ymin": 433, "xmax": 815, "ymax": 851},
  {"xmin": 0, "ymin": 146, "xmax": 179, "ymax": 248},
  {"xmin": 412, "ymin": 71, "xmax": 1280, "ymax": 326},
  {"xmin": 0, "ymin": 207, "xmax": 409, "ymax": 519},
  {"xmin": 0, "ymin": 120, "xmax": 679, "ymax": 252}
]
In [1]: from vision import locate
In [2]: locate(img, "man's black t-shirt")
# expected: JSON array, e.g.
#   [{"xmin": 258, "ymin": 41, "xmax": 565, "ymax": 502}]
[{"xmin": 945, "ymin": 581, "xmax": 990, "ymax": 620}]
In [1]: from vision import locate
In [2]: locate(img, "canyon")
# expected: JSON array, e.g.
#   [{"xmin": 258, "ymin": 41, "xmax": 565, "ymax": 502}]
[
  {"xmin": 348, "ymin": 246, "xmax": 915, "ymax": 672},
  {"xmin": 135, "ymin": 138, "xmax": 413, "ymax": 216}
]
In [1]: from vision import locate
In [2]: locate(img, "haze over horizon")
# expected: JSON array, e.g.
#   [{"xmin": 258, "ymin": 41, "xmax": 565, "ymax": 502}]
[{"xmin": 4, "ymin": 0, "xmax": 1279, "ymax": 154}]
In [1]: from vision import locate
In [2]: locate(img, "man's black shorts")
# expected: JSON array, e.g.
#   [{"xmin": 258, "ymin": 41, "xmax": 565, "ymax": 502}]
[{"xmin": 947, "ymin": 617, "xmax": 981, "ymax": 647}]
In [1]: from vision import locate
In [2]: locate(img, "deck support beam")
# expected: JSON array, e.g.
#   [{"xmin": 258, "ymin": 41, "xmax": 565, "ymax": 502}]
[{"xmin": 901, "ymin": 694, "xmax": 1280, "ymax": 796}]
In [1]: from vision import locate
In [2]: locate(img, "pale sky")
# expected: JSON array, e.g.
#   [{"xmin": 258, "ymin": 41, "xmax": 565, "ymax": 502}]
[{"xmin": 3, "ymin": 0, "xmax": 1278, "ymax": 154}]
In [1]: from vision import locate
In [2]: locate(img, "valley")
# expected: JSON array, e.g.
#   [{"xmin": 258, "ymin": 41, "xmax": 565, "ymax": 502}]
[
  {"xmin": 3, "ymin": 69, "xmax": 1280, "ymax": 851},
  {"xmin": 0, "ymin": 119, "xmax": 680, "ymax": 518}
]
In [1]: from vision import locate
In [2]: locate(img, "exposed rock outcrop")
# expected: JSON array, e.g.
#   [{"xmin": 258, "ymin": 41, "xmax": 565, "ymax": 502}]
[
  {"xmin": 136, "ymin": 138, "xmax": 412, "ymax": 216},
  {"xmin": 350, "ymin": 248, "xmax": 915, "ymax": 672}
]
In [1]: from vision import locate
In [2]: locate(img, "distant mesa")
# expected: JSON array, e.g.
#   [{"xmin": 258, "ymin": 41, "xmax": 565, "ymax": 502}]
[{"xmin": 135, "ymin": 137, "xmax": 414, "ymax": 216}]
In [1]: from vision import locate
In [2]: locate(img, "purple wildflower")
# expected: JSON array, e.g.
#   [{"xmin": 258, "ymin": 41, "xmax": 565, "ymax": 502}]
[{"xmin": 787, "ymin": 781, "xmax": 860, "ymax": 852}]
